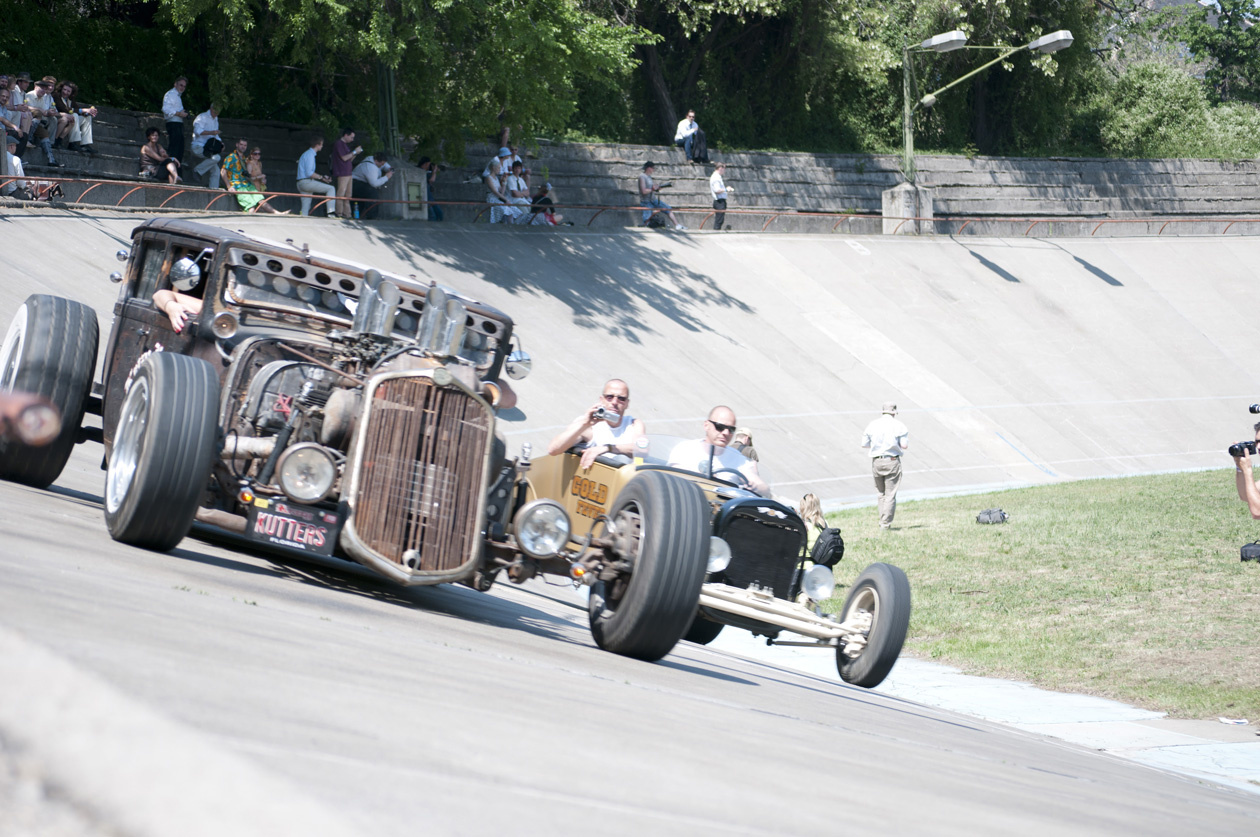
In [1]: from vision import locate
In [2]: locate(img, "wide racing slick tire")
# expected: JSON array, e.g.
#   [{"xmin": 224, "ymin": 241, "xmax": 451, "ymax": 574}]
[
  {"xmin": 0, "ymin": 295, "xmax": 99, "ymax": 488},
  {"xmin": 104, "ymin": 352, "xmax": 220, "ymax": 551},
  {"xmin": 588, "ymin": 470, "xmax": 709, "ymax": 661},
  {"xmin": 683, "ymin": 613, "xmax": 725, "ymax": 645},
  {"xmin": 836, "ymin": 563, "xmax": 911, "ymax": 689}
]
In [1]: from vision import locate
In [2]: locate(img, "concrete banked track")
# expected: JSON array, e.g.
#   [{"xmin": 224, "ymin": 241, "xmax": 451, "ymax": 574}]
[
  {"xmin": 4, "ymin": 210, "xmax": 1260, "ymax": 836},
  {"xmin": 7, "ymin": 211, "xmax": 1258, "ymax": 506}
]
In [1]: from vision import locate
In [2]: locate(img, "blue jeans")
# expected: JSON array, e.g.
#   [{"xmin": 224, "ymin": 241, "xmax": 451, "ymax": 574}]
[
  {"xmin": 675, "ymin": 135, "xmax": 693, "ymax": 159},
  {"xmin": 641, "ymin": 197, "xmax": 669, "ymax": 224}
]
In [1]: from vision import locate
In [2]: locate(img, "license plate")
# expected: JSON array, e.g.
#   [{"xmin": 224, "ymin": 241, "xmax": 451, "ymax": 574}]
[{"xmin": 245, "ymin": 498, "xmax": 341, "ymax": 556}]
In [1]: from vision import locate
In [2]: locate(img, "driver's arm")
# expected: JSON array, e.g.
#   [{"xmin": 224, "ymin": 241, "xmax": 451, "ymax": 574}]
[
  {"xmin": 547, "ymin": 405, "xmax": 599, "ymax": 456},
  {"xmin": 742, "ymin": 461, "xmax": 770, "ymax": 498}
]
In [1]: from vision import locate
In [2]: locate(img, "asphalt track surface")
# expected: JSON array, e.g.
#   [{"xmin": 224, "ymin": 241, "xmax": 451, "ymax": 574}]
[{"xmin": 2, "ymin": 211, "xmax": 1260, "ymax": 834}]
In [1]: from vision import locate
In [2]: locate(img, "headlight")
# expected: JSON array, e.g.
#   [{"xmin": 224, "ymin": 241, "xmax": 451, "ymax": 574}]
[
  {"xmin": 275, "ymin": 443, "xmax": 338, "ymax": 503},
  {"xmin": 708, "ymin": 537, "xmax": 732, "ymax": 573},
  {"xmin": 802, "ymin": 565, "xmax": 836, "ymax": 602},
  {"xmin": 513, "ymin": 499, "xmax": 571, "ymax": 559}
]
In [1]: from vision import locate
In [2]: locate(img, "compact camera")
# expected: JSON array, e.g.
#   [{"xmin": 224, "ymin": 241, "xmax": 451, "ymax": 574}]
[
  {"xmin": 592, "ymin": 406, "xmax": 618, "ymax": 422},
  {"xmin": 1229, "ymin": 440, "xmax": 1258, "ymax": 457}
]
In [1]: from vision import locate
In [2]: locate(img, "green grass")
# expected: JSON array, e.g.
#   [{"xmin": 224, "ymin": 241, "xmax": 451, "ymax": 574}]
[{"xmin": 822, "ymin": 470, "xmax": 1260, "ymax": 719}]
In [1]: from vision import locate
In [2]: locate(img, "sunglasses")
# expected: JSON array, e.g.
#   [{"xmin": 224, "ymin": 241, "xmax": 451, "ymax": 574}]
[
  {"xmin": 708, "ymin": 420, "xmax": 736, "ymax": 434},
  {"xmin": 602, "ymin": 393, "xmax": 628, "ymax": 403}
]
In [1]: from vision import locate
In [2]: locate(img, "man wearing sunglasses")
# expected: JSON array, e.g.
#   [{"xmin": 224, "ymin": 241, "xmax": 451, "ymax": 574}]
[
  {"xmin": 547, "ymin": 379, "xmax": 646, "ymax": 470},
  {"xmin": 668, "ymin": 405, "xmax": 769, "ymax": 496}
]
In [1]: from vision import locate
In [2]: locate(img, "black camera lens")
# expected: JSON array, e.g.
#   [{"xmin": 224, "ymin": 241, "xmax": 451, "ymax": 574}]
[
  {"xmin": 1229, "ymin": 440, "xmax": 1258, "ymax": 457},
  {"xmin": 1250, "ymin": 404, "xmax": 1260, "ymax": 414}
]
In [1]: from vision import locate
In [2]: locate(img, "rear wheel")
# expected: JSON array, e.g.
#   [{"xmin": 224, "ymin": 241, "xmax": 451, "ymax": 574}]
[
  {"xmin": 0, "ymin": 295, "xmax": 99, "ymax": 487},
  {"xmin": 105, "ymin": 353, "xmax": 220, "ymax": 551},
  {"xmin": 836, "ymin": 563, "xmax": 911, "ymax": 689},
  {"xmin": 683, "ymin": 613, "xmax": 725, "ymax": 645},
  {"xmin": 588, "ymin": 471, "xmax": 709, "ymax": 661}
]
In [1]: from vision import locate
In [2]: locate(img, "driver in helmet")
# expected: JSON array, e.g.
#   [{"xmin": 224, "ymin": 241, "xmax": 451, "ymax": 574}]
[
  {"xmin": 152, "ymin": 253, "xmax": 206, "ymax": 333},
  {"xmin": 667, "ymin": 405, "xmax": 769, "ymax": 496}
]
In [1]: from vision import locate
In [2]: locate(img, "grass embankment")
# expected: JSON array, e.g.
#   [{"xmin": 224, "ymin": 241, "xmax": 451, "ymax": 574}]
[{"xmin": 823, "ymin": 470, "xmax": 1260, "ymax": 719}]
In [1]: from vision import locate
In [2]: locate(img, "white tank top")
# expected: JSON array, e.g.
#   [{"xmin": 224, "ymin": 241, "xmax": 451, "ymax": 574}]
[{"xmin": 589, "ymin": 414, "xmax": 637, "ymax": 447}]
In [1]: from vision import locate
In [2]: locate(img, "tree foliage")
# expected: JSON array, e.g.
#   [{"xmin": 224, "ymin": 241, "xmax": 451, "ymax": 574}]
[{"xmin": 1149, "ymin": 0, "xmax": 1260, "ymax": 104}]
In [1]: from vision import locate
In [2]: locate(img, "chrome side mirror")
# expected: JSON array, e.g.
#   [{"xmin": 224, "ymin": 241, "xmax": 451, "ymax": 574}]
[
  {"xmin": 115, "ymin": 249, "xmax": 129, "ymax": 263},
  {"xmin": 505, "ymin": 347, "xmax": 532, "ymax": 380},
  {"xmin": 109, "ymin": 272, "xmax": 123, "ymax": 284}
]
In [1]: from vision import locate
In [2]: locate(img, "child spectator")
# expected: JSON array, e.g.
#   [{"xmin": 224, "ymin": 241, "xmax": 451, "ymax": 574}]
[
  {"xmin": 505, "ymin": 159, "xmax": 532, "ymax": 223},
  {"xmin": 296, "ymin": 136, "xmax": 336, "ymax": 216},
  {"xmin": 191, "ymin": 104, "xmax": 222, "ymax": 187},
  {"xmin": 54, "ymin": 81, "xmax": 96, "ymax": 155},
  {"xmin": 140, "ymin": 127, "xmax": 180, "ymax": 183}
]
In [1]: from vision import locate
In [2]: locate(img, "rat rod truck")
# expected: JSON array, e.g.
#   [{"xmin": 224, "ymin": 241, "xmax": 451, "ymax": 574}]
[{"xmin": 0, "ymin": 219, "xmax": 717, "ymax": 662}]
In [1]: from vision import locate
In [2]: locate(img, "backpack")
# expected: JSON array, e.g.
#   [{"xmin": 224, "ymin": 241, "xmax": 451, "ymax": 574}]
[
  {"xmin": 1241, "ymin": 542, "xmax": 1260, "ymax": 563},
  {"xmin": 976, "ymin": 508, "xmax": 1009, "ymax": 524},
  {"xmin": 810, "ymin": 527, "xmax": 845, "ymax": 568},
  {"xmin": 645, "ymin": 213, "xmax": 667, "ymax": 229}
]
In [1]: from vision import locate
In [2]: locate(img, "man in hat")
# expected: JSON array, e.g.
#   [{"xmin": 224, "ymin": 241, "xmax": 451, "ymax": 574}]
[
  {"xmin": 2, "ymin": 135, "xmax": 29, "ymax": 198},
  {"xmin": 638, "ymin": 161, "xmax": 684, "ymax": 230},
  {"xmin": 860, "ymin": 402, "xmax": 909, "ymax": 529},
  {"xmin": 24, "ymin": 76, "xmax": 65, "ymax": 166},
  {"xmin": 731, "ymin": 425, "xmax": 758, "ymax": 461}
]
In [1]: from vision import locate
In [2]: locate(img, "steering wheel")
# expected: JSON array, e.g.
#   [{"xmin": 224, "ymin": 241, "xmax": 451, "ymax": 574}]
[{"xmin": 710, "ymin": 467, "xmax": 750, "ymax": 487}]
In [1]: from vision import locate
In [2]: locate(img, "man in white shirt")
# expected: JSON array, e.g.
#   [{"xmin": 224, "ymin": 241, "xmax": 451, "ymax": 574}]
[
  {"xmin": 483, "ymin": 146, "xmax": 518, "ymax": 223},
  {"xmin": 673, "ymin": 109, "xmax": 707, "ymax": 163},
  {"xmin": 709, "ymin": 162, "xmax": 732, "ymax": 230},
  {"xmin": 504, "ymin": 160, "xmax": 533, "ymax": 224},
  {"xmin": 548, "ymin": 379, "xmax": 647, "ymax": 471},
  {"xmin": 860, "ymin": 402, "xmax": 910, "ymax": 529},
  {"xmin": 24, "ymin": 77, "xmax": 63, "ymax": 167},
  {"xmin": 161, "ymin": 76, "xmax": 189, "ymax": 165},
  {"xmin": 296, "ymin": 136, "xmax": 336, "ymax": 216},
  {"xmin": 668, "ymin": 405, "xmax": 768, "ymax": 496},
  {"xmin": 190, "ymin": 104, "xmax": 222, "ymax": 185},
  {"xmin": 351, "ymin": 151, "xmax": 393, "ymax": 219}
]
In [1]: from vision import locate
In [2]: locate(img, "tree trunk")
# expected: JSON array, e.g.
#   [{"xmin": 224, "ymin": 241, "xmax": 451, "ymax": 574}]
[
  {"xmin": 972, "ymin": 76, "xmax": 993, "ymax": 154},
  {"xmin": 638, "ymin": 42, "xmax": 677, "ymax": 141}
]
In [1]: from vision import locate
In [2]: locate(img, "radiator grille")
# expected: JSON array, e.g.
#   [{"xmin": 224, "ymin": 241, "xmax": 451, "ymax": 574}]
[
  {"xmin": 718, "ymin": 513, "xmax": 805, "ymax": 599},
  {"xmin": 354, "ymin": 377, "xmax": 490, "ymax": 572}
]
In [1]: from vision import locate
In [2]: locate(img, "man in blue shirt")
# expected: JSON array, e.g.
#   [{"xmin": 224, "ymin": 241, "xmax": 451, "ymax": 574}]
[{"xmin": 296, "ymin": 136, "xmax": 336, "ymax": 216}]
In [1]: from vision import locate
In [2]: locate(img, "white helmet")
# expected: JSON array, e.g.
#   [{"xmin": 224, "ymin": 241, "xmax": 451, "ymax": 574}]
[{"xmin": 171, "ymin": 257, "xmax": 201, "ymax": 292}]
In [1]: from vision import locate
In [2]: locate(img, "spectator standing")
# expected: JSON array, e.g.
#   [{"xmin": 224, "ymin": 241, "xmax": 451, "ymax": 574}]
[
  {"xmin": 139, "ymin": 127, "xmax": 180, "ymax": 183},
  {"xmin": 709, "ymin": 162, "xmax": 732, "ymax": 230},
  {"xmin": 860, "ymin": 402, "xmax": 909, "ymax": 529},
  {"xmin": 674, "ymin": 109, "xmax": 708, "ymax": 164},
  {"xmin": 161, "ymin": 76, "xmax": 189, "ymax": 165},
  {"xmin": 24, "ymin": 77, "xmax": 64, "ymax": 167},
  {"xmin": 296, "ymin": 136, "xmax": 336, "ymax": 216},
  {"xmin": 351, "ymin": 151, "xmax": 393, "ymax": 219},
  {"xmin": 54, "ymin": 82, "xmax": 96, "ymax": 154},
  {"xmin": 191, "ymin": 104, "xmax": 222, "ymax": 186},
  {"xmin": 638, "ymin": 161, "xmax": 684, "ymax": 230},
  {"xmin": 330, "ymin": 128, "xmax": 361, "ymax": 219},
  {"xmin": 418, "ymin": 156, "xmax": 442, "ymax": 221},
  {"xmin": 483, "ymin": 146, "xmax": 517, "ymax": 223}
]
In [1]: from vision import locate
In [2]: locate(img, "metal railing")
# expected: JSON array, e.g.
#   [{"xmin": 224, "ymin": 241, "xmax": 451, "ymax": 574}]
[{"xmin": 5, "ymin": 173, "xmax": 1260, "ymax": 236}]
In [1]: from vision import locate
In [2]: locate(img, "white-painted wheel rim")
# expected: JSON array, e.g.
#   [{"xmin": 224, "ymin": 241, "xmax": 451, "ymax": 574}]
[{"xmin": 0, "ymin": 304, "xmax": 29, "ymax": 392}]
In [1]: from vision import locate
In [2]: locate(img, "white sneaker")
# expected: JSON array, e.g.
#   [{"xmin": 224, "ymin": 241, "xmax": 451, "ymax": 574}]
[
  {"xmin": 211, "ymin": 154, "xmax": 221, "ymax": 163},
  {"xmin": 674, "ymin": 223, "xmax": 686, "ymax": 230}
]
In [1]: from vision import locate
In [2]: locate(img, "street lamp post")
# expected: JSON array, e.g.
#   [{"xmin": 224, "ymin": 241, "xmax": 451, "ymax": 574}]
[{"xmin": 901, "ymin": 29, "xmax": 1074, "ymax": 184}]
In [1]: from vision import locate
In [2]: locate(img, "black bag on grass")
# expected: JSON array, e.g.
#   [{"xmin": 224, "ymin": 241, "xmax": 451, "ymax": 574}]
[
  {"xmin": 1242, "ymin": 542, "xmax": 1260, "ymax": 563},
  {"xmin": 810, "ymin": 527, "xmax": 845, "ymax": 568},
  {"xmin": 976, "ymin": 508, "xmax": 1009, "ymax": 524}
]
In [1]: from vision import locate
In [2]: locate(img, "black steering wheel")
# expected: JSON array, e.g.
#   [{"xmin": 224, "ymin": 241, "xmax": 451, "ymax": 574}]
[{"xmin": 710, "ymin": 467, "xmax": 750, "ymax": 487}]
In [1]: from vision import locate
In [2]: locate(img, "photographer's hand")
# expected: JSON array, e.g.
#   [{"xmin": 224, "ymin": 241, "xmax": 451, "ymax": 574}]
[{"xmin": 1236, "ymin": 448, "xmax": 1260, "ymax": 519}]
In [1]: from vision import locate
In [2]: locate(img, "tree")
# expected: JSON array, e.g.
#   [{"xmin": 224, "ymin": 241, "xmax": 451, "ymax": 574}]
[{"xmin": 1150, "ymin": 0, "xmax": 1260, "ymax": 103}]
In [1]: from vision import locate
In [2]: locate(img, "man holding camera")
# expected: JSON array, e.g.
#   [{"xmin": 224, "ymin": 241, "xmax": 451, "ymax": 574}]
[
  {"xmin": 1232, "ymin": 421, "xmax": 1260, "ymax": 518},
  {"xmin": 547, "ymin": 379, "xmax": 646, "ymax": 470}
]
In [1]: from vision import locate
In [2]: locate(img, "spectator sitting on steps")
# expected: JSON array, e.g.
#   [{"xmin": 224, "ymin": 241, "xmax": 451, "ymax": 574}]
[
  {"xmin": 638, "ymin": 161, "xmax": 684, "ymax": 230},
  {"xmin": 139, "ymin": 127, "xmax": 180, "ymax": 183},
  {"xmin": 297, "ymin": 136, "xmax": 336, "ymax": 217},
  {"xmin": 2, "ymin": 136, "xmax": 30, "ymax": 199},
  {"xmin": 54, "ymin": 81, "xmax": 96, "ymax": 155},
  {"xmin": 191, "ymin": 104, "xmax": 223, "ymax": 187},
  {"xmin": 504, "ymin": 159, "xmax": 532, "ymax": 223},
  {"xmin": 674, "ymin": 109, "xmax": 708, "ymax": 164},
  {"xmin": 1, "ymin": 74, "xmax": 33, "ymax": 152},
  {"xmin": 483, "ymin": 146, "xmax": 519, "ymax": 224},
  {"xmin": 24, "ymin": 76, "xmax": 64, "ymax": 167},
  {"xmin": 0, "ymin": 79, "xmax": 29, "ymax": 156}
]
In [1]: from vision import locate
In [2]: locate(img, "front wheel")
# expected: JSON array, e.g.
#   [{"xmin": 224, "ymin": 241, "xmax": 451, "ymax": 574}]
[
  {"xmin": 835, "ymin": 563, "xmax": 911, "ymax": 689},
  {"xmin": 683, "ymin": 613, "xmax": 725, "ymax": 645},
  {"xmin": 105, "ymin": 352, "xmax": 220, "ymax": 551},
  {"xmin": 0, "ymin": 295, "xmax": 99, "ymax": 487},
  {"xmin": 588, "ymin": 471, "xmax": 709, "ymax": 661}
]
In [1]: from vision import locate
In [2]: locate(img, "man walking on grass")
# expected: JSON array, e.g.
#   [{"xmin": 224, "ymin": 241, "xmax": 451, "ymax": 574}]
[{"xmin": 860, "ymin": 401, "xmax": 909, "ymax": 529}]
